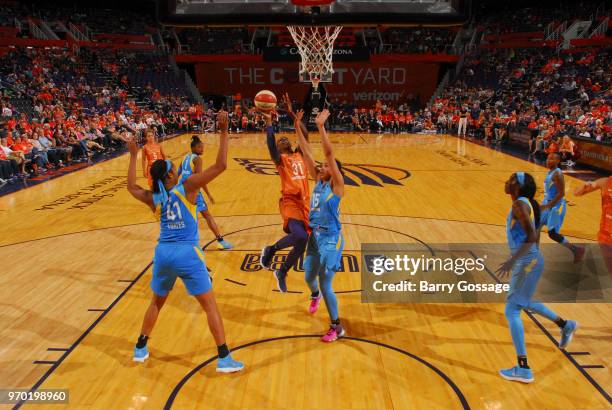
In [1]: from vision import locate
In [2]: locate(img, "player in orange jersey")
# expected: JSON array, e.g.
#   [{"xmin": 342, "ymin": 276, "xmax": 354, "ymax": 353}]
[
  {"xmin": 142, "ymin": 129, "xmax": 166, "ymax": 187},
  {"xmin": 260, "ymin": 93, "xmax": 311, "ymax": 291},
  {"xmin": 574, "ymin": 176, "xmax": 612, "ymax": 272}
]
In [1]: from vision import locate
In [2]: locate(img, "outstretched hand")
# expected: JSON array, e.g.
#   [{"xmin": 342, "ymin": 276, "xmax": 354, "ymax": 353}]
[
  {"xmin": 295, "ymin": 109, "xmax": 304, "ymax": 123},
  {"xmin": 217, "ymin": 110, "xmax": 229, "ymax": 132},
  {"xmin": 283, "ymin": 93, "xmax": 295, "ymax": 119},
  {"xmin": 315, "ymin": 109, "xmax": 330, "ymax": 128},
  {"xmin": 126, "ymin": 133, "xmax": 138, "ymax": 156}
]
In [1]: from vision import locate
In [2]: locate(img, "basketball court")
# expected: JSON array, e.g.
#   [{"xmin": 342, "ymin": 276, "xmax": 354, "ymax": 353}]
[
  {"xmin": 0, "ymin": 0, "xmax": 610, "ymax": 409},
  {"xmin": 1, "ymin": 131, "xmax": 610, "ymax": 409}
]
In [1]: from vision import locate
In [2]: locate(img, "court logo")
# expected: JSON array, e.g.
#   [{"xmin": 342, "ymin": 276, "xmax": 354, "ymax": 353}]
[
  {"xmin": 241, "ymin": 252, "xmax": 359, "ymax": 272},
  {"xmin": 234, "ymin": 158, "xmax": 410, "ymax": 187}
]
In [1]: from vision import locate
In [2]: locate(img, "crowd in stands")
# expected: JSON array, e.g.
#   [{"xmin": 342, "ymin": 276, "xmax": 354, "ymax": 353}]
[
  {"xmin": 430, "ymin": 46, "xmax": 611, "ymax": 165},
  {"xmin": 0, "ymin": 46, "xmax": 201, "ymax": 187}
]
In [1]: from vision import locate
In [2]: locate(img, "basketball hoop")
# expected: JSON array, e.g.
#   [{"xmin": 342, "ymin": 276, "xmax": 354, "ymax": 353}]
[{"xmin": 287, "ymin": 25, "xmax": 343, "ymax": 88}]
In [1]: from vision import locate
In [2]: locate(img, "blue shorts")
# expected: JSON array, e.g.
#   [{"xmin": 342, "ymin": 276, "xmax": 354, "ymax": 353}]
[
  {"xmin": 541, "ymin": 201, "xmax": 566, "ymax": 232},
  {"xmin": 507, "ymin": 252, "xmax": 544, "ymax": 307},
  {"xmin": 196, "ymin": 192, "xmax": 208, "ymax": 213},
  {"xmin": 151, "ymin": 243, "xmax": 212, "ymax": 297},
  {"xmin": 304, "ymin": 230, "xmax": 344, "ymax": 276}
]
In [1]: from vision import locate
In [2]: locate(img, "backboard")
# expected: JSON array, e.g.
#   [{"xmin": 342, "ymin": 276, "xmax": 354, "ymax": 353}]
[{"xmin": 158, "ymin": 0, "xmax": 466, "ymax": 27}]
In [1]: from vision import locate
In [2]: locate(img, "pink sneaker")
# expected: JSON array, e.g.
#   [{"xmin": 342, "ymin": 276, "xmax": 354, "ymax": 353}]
[
  {"xmin": 308, "ymin": 294, "xmax": 322, "ymax": 314},
  {"xmin": 321, "ymin": 324, "xmax": 345, "ymax": 343}
]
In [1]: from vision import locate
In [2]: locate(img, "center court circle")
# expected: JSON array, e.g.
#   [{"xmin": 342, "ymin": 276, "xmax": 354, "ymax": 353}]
[{"xmin": 164, "ymin": 335, "xmax": 470, "ymax": 410}]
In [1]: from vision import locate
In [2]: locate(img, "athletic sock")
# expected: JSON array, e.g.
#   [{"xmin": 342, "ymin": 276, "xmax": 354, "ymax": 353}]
[
  {"xmin": 136, "ymin": 335, "xmax": 149, "ymax": 349},
  {"xmin": 311, "ymin": 290, "xmax": 320, "ymax": 298},
  {"xmin": 331, "ymin": 319, "xmax": 340, "ymax": 326},
  {"xmin": 216, "ymin": 236, "xmax": 224, "ymax": 242},
  {"xmin": 518, "ymin": 356, "xmax": 529, "ymax": 369},
  {"xmin": 218, "ymin": 343, "xmax": 230, "ymax": 359},
  {"xmin": 555, "ymin": 317, "xmax": 567, "ymax": 328}
]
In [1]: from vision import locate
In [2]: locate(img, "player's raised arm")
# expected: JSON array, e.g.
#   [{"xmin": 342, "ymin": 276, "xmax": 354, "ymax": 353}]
[
  {"xmin": 184, "ymin": 110, "xmax": 229, "ymax": 193},
  {"xmin": 294, "ymin": 109, "xmax": 317, "ymax": 177},
  {"xmin": 126, "ymin": 136, "xmax": 154, "ymax": 210},
  {"xmin": 574, "ymin": 177, "xmax": 607, "ymax": 196},
  {"xmin": 263, "ymin": 111, "xmax": 281, "ymax": 165},
  {"xmin": 316, "ymin": 109, "xmax": 344, "ymax": 197},
  {"xmin": 283, "ymin": 92, "xmax": 310, "ymax": 149}
]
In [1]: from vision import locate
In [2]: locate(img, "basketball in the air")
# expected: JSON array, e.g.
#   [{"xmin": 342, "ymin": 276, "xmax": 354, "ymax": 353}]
[{"xmin": 254, "ymin": 90, "xmax": 277, "ymax": 111}]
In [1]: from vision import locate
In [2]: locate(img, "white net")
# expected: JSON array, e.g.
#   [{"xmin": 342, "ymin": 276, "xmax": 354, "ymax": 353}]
[{"xmin": 287, "ymin": 25, "xmax": 343, "ymax": 85}]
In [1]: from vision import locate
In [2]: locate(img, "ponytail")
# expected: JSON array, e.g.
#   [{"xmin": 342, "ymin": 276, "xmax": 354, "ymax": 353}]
[{"xmin": 516, "ymin": 172, "xmax": 540, "ymax": 228}]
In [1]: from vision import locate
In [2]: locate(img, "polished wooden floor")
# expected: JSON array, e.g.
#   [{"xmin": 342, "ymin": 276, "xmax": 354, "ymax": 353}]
[{"xmin": 0, "ymin": 132, "xmax": 609, "ymax": 409}]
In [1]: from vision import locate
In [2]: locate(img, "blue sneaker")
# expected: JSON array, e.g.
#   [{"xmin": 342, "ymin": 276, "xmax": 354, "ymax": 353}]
[
  {"xmin": 216, "ymin": 354, "xmax": 244, "ymax": 373},
  {"xmin": 559, "ymin": 320, "xmax": 578, "ymax": 349},
  {"xmin": 133, "ymin": 346, "xmax": 149, "ymax": 362},
  {"xmin": 499, "ymin": 366, "xmax": 534, "ymax": 383},
  {"xmin": 216, "ymin": 239, "xmax": 233, "ymax": 250},
  {"xmin": 274, "ymin": 269, "xmax": 287, "ymax": 293}
]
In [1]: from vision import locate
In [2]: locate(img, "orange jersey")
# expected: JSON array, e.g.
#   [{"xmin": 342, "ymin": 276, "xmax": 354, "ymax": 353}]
[
  {"xmin": 277, "ymin": 152, "xmax": 310, "ymax": 232},
  {"xmin": 143, "ymin": 143, "xmax": 163, "ymax": 185},
  {"xmin": 598, "ymin": 176, "xmax": 612, "ymax": 244},
  {"xmin": 144, "ymin": 143, "xmax": 163, "ymax": 168},
  {"xmin": 277, "ymin": 152, "xmax": 309, "ymax": 199}
]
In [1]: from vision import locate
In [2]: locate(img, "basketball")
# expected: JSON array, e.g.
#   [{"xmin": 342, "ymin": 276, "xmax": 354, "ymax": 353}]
[{"xmin": 254, "ymin": 90, "xmax": 277, "ymax": 111}]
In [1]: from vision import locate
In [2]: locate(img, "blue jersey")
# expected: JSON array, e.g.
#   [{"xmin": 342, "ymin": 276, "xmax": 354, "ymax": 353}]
[
  {"xmin": 153, "ymin": 184, "xmax": 199, "ymax": 245},
  {"xmin": 506, "ymin": 197, "xmax": 538, "ymax": 255},
  {"xmin": 179, "ymin": 153, "xmax": 198, "ymax": 184},
  {"xmin": 309, "ymin": 180, "xmax": 341, "ymax": 234},
  {"xmin": 543, "ymin": 168, "xmax": 564, "ymax": 206}
]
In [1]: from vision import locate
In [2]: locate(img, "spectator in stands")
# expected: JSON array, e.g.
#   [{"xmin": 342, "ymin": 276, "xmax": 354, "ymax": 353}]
[
  {"xmin": 1, "ymin": 136, "xmax": 26, "ymax": 176},
  {"xmin": 559, "ymin": 135, "xmax": 577, "ymax": 167},
  {"xmin": 0, "ymin": 145, "xmax": 19, "ymax": 184}
]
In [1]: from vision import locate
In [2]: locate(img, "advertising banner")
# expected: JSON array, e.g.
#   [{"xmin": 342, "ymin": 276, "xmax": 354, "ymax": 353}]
[{"xmin": 195, "ymin": 61, "xmax": 440, "ymax": 105}]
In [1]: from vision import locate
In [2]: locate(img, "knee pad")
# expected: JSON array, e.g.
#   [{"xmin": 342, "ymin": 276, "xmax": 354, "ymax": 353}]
[{"xmin": 548, "ymin": 229, "xmax": 564, "ymax": 243}]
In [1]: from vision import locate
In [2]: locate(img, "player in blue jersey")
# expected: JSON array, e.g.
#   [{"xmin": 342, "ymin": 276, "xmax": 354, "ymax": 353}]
[
  {"xmin": 293, "ymin": 108, "xmax": 346, "ymax": 342},
  {"xmin": 540, "ymin": 152, "xmax": 585, "ymax": 262},
  {"xmin": 496, "ymin": 172, "xmax": 576, "ymax": 383},
  {"xmin": 125, "ymin": 111, "xmax": 243, "ymax": 373},
  {"xmin": 179, "ymin": 135, "xmax": 233, "ymax": 250}
]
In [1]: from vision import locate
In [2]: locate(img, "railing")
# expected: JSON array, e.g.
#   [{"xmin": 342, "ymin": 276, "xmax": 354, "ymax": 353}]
[
  {"xmin": 428, "ymin": 71, "xmax": 450, "ymax": 108},
  {"xmin": 39, "ymin": 20, "xmax": 59, "ymax": 40},
  {"xmin": 28, "ymin": 20, "xmax": 47, "ymax": 40},
  {"xmin": 376, "ymin": 27, "xmax": 384, "ymax": 53},
  {"xmin": 544, "ymin": 21, "xmax": 555, "ymax": 39},
  {"xmin": 590, "ymin": 17, "xmax": 609, "ymax": 38},
  {"xmin": 182, "ymin": 69, "xmax": 204, "ymax": 105},
  {"xmin": 68, "ymin": 22, "xmax": 89, "ymax": 41},
  {"xmin": 82, "ymin": 24, "xmax": 93, "ymax": 40},
  {"xmin": 546, "ymin": 21, "xmax": 567, "ymax": 41},
  {"xmin": 171, "ymin": 28, "xmax": 184, "ymax": 54}
]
